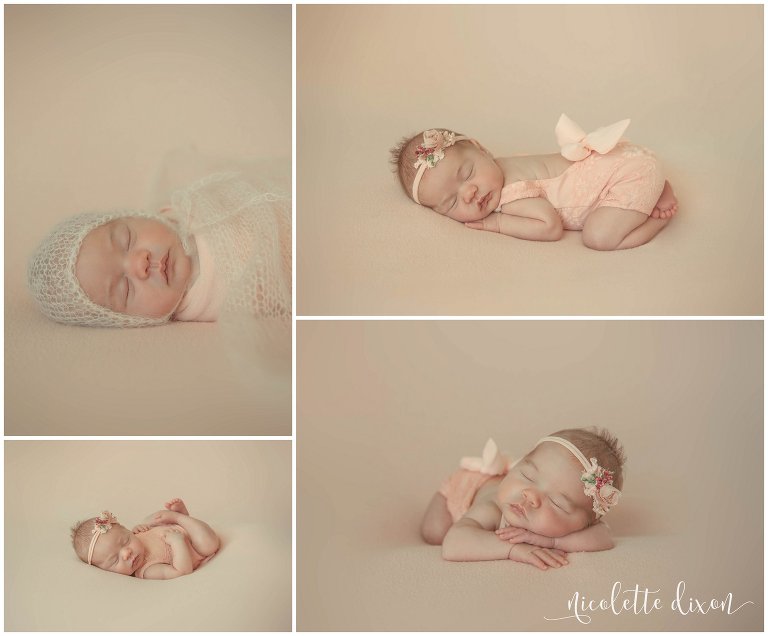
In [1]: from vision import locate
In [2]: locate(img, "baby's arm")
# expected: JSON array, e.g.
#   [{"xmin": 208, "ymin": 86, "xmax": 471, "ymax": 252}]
[
  {"xmin": 442, "ymin": 501, "xmax": 515, "ymax": 562},
  {"xmin": 441, "ymin": 501, "xmax": 568, "ymax": 570},
  {"xmin": 496, "ymin": 520, "xmax": 614, "ymax": 552},
  {"xmin": 465, "ymin": 198, "xmax": 563, "ymax": 241},
  {"xmin": 165, "ymin": 529, "xmax": 194, "ymax": 573}
]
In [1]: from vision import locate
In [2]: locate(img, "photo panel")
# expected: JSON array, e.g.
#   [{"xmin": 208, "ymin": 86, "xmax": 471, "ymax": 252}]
[
  {"xmin": 5, "ymin": 439, "xmax": 292, "ymax": 631},
  {"xmin": 297, "ymin": 4, "xmax": 762, "ymax": 316},
  {"xmin": 6, "ymin": 4, "xmax": 292, "ymax": 435},
  {"xmin": 297, "ymin": 320, "xmax": 762, "ymax": 631}
]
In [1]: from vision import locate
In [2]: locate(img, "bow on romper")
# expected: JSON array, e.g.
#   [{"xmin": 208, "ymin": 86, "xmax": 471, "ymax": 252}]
[{"xmin": 495, "ymin": 114, "xmax": 666, "ymax": 230}]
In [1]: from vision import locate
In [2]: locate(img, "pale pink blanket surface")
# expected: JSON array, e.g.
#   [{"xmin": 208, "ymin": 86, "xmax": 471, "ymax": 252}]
[{"xmin": 134, "ymin": 525, "xmax": 211, "ymax": 579}]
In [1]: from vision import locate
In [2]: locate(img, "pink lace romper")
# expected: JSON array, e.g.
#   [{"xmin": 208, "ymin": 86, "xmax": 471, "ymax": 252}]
[
  {"xmin": 497, "ymin": 116, "xmax": 666, "ymax": 230},
  {"xmin": 134, "ymin": 525, "xmax": 213, "ymax": 579}
]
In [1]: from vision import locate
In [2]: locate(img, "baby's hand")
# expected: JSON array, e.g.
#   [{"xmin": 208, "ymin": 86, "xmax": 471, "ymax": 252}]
[
  {"xmin": 508, "ymin": 543, "xmax": 569, "ymax": 571},
  {"xmin": 161, "ymin": 528, "xmax": 186, "ymax": 545},
  {"xmin": 132, "ymin": 524, "xmax": 152, "ymax": 534},
  {"xmin": 496, "ymin": 526, "xmax": 555, "ymax": 548},
  {"xmin": 465, "ymin": 212, "xmax": 501, "ymax": 233}
]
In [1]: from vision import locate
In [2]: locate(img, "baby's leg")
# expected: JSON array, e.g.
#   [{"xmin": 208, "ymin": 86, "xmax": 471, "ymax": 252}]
[
  {"xmin": 582, "ymin": 207, "xmax": 670, "ymax": 251},
  {"xmin": 421, "ymin": 493, "xmax": 454, "ymax": 545},
  {"xmin": 172, "ymin": 513, "xmax": 220, "ymax": 557},
  {"xmin": 165, "ymin": 498, "xmax": 190, "ymax": 516}
]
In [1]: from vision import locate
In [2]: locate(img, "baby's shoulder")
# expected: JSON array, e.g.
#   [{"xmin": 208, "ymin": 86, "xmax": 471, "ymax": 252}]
[
  {"xmin": 497, "ymin": 153, "xmax": 571, "ymax": 184},
  {"xmin": 463, "ymin": 495, "xmax": 502, "ymax": 530}
]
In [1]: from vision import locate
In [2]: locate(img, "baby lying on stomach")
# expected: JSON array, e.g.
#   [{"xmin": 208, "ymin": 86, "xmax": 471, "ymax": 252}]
[
  {"xmin": 71, "ymin": 498, "xmax": 219, "ymax": 579},
  {"xmin": 421, "ymin": 428, "xmax": 624, "ymax": 570}
]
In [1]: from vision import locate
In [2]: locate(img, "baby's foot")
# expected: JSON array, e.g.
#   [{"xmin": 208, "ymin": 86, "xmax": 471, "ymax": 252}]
[
  {"xmin": 650, "ymin": 180, "xmax": 678, "ymax": 219},
  {"xmin": 164, "ymin": 498, "xmax": 190, "ymax": 516}
]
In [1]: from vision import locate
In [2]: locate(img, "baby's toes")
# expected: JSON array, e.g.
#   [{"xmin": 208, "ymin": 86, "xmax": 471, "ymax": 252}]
[{"xmin": 650, "ymin": 207, "xmax": 661, "ymax": 219}]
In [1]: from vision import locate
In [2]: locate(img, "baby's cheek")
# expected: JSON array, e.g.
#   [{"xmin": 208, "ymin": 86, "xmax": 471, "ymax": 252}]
[{"xmin": 534, "ymin": 511, "xmax": 570, "ymax": 537}]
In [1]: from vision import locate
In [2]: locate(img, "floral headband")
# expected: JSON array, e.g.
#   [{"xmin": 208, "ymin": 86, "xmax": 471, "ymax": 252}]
[
  {"xmin": 536, "ymin": 437, "xmax": 621, "ymax": 517},
  {"xmin": 87, "ymin": 510, "xmax": 117, "ymax": 565},
  {"xmin": 411, "ymin": 129, "xmax": 469, "ymax": 204}
]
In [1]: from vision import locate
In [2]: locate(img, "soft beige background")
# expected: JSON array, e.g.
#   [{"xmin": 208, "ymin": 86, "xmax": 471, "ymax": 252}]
[
  {"xmin": 298, "ymin": 321, "xmax": 763, "ymax": 631},
  {"xmin": 297, "ymin": 5, "xmax": 763, "ymax": 315},
  {"xmin": 5, "ymin": 5, "xmax": 291, "ymax": 434},
  {"xmin": 5, "ymin": 441, "xmax": 292, "ymax": 632}
]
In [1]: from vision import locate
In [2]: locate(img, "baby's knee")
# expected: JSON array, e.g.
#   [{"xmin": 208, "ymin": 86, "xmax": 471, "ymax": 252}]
[
  {"xmin": 196, "ymin": 530, "xmax": 221, "ymax": 556},
  {"xmin": 582, "ymin": 225, "xmax": 619, "ymax": 251},
  {"xmin": 421, "ymin": 520, "xmax": 449, "ymax": 546}
]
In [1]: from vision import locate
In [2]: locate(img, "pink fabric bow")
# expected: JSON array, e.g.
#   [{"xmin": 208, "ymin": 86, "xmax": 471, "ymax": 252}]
[
  {"xmin": 555, "ymin": 113, "xmax": 631, "ymax": 161},
  {"xmin": 459, "ymin": 438, "xmax": 512, "ymax": 475}
]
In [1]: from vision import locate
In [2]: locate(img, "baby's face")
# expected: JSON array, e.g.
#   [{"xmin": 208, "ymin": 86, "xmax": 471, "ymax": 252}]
[
  {"xmin": 75, "ymin": 217, "xmax": 192, "ymax": 319},
  {"xmin": 416, "ymin": 141, "xmax": 504, "ymax": 223},
  {"xmin": 89, "ymin": 524, "xmax": 146, "ymax": 576},
  {"xmin": 496, "ymin": 442, "xmax": 593, "ymax": 537}
]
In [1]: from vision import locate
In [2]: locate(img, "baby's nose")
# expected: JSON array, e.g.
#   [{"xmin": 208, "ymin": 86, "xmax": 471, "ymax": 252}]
[
  {"xmin": 524, "ymin": 489, "xmax": 541, "ymax": 507},
  {"xmin": 462, "ymin": 183, "xmax": 478, "ymax": 203},
  {"xmin": 128, "ymin": 250, "xmax": 152, "ymax": 281}
]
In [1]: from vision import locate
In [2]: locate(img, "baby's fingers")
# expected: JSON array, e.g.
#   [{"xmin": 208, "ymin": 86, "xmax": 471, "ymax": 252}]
[
  {"xmin": 526, "ymin": 553, "xmax": 549, "ymax": 570},
  {"xmin": 542, "ymin": 548, "xmax": 569, "ymax": 566},
  {"xmin": 535, "ymin": 549, "xmax": 566, "ymax": 568}
]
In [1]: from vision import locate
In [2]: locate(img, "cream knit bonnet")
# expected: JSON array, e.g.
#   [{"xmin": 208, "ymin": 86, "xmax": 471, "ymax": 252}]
[{"xmin": 27, "ymin": 210, "xmax": 183, "ymax": 327}]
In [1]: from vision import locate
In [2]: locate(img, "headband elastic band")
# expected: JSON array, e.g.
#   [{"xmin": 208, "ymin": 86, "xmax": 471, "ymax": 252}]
[
  {"xmin": 87, "ymin": 511, "xmax": 117, "ymax": 565},
  {"xmin": 536, "ymin": 436, "xmax": 593, "ymax": 471}
]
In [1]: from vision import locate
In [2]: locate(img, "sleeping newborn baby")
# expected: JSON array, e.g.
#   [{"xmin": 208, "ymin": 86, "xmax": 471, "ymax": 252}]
[
  {"xmin": 421, "ymin": 428, "xmax": 625, "ymax": 570},
  {"xmin": 27, "ymin": 170, "xmax": 290, "ymax": 328},
  {"xmin": 71, "ymin": 499, "xmax": 219, "ymax": 579}
]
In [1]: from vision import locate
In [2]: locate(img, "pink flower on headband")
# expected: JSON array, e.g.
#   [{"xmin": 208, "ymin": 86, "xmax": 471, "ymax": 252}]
[
  {"xmin": 580, "ymin": 459, "xmax": 620, "ymax": 517},
  {"xmin": 93, "ymin": 511, "xmax": 117, "ymax": 534},
  {"xmin": 414, "ymin": 130, "xmax": 457, "ymax": 170}
]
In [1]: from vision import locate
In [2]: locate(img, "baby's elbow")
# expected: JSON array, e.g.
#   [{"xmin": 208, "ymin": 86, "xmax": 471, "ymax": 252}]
[
  {"xmin": 542, "ymin": 219, "xmax": 564, "ymax": 241},
  {"xmin": 440, "ymin": 533, "xmax": 461, "ymax": 561},
  {"xmin": 441, "ymin": 544, "xmax": 459, "ymax": 561}
]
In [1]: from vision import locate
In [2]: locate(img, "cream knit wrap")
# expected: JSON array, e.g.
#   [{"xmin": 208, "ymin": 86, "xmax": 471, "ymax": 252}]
[
  {"xmin": 168, "ymin": 170, "xmax": 292, "ymax": 360},
  {"xmin": 27, "ymin": 169, "xmax": 291, "ymax": 344}
]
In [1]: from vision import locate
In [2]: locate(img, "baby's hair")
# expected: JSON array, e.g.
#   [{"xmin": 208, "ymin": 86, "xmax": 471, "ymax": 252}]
[
  {"xmin": 547, "ymin": 427, "xmax": 627, "ymax": 490},
  {"xmin": 389, "ymin": 129, "xmax": 470, "ymax": 200}
]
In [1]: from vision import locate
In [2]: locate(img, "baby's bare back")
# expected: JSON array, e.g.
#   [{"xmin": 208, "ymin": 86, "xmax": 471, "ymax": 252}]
[{"xmin": 496, "ymin": 153, "xmax": 573, "ymax": 185}]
